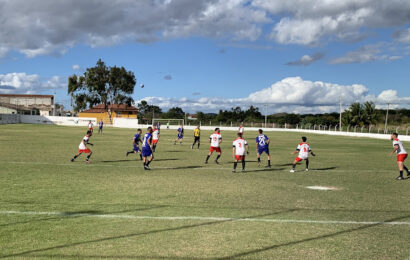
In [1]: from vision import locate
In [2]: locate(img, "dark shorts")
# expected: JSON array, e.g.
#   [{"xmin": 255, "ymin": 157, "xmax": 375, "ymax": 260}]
[
  {"xmin": 177, "ymin": 134, "xmax": 184, "ymax": 139},
  {"xmin": 258, "ymin": 147, "xmax": 269, "ymax": 155},
  {"xmin": 142, "ymin": 148, "xmax": 152, "ymax": 157},
  {"xmin": 194, "ymin": 136, "xmax": 200, "ymax": 142},
  {"xmin": 133, "ymin": 145, "xmax": 140, "ymax": 152}
]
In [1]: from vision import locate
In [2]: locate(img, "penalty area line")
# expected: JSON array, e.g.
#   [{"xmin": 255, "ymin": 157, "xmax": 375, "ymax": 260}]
[{"xmin": 1, "ymin": 210, "xmax": 410, "ymax": 226}]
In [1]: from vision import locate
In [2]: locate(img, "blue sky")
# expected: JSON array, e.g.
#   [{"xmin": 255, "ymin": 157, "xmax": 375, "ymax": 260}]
[{"xmin": 0, "ymin": 0, "xmax": 410, "ymax": 114}]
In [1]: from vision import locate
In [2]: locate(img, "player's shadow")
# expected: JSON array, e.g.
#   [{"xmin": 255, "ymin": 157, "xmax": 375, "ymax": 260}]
[
  {"xmin": 216, "ymin": 214, "xmax": 410, "ymax": 259},
  {"xmin": 155, "ymin": 158, "xmax": 179, "ymax": 162},
  {"xmin": 275, "ymin": 163, "xmax": 293, "ymax": 166},
  {"xmin": 0, "ymin": 210, "xmax": 295, "ymax": 259},
  {"xmin": 159, "ymin": 165, "xmax": 203, "ymax": 170},
  {"xmin": 245, "ymin": 167, "xmax": 285, "ymax": 173},
  {"xmin": 312, "ymin": 167, "xmax": 338, "ymax": 171},
  {"xmin": 100, "ymin": 159, "xmax": 133, "ymax": 163}
]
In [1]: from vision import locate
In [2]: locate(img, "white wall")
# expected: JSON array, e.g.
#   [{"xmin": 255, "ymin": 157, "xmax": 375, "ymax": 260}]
[
  {"xmin": 113, "ymin": 118, "xmax": 139, "ymax": 128},
  {"xmin": 20, "ymin": 115, "xmax": 97, "ymax": 126}
]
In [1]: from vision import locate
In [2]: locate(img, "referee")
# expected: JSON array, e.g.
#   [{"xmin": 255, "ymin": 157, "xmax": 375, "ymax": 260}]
[{"xmin": 192, "ymin": 125, "xmax": 201, "ymax": 149}]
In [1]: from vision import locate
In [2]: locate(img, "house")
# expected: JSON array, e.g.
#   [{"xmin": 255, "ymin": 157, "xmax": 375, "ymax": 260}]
[
  {"xmin": 0, "ymin": 94, "xmax": 54, "ymax": 116},
  {"xmin": 78, "ymin": 104, "xmax": 138, "ymax": 123}
]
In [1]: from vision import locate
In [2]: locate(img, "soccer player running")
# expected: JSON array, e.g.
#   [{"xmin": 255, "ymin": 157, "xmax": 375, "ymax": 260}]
[
  {"xmin": 88, "ymin": 120, "xmax": 94, "ymax": 133},
  {"xmin": 256, "ymin": 129, "xmax": 271, "ymax": 167},
  {"xmin": 205, "ymin": 128, "xmax": 222, "ymax": 164},
  {"xmin": 141, "ymin": 127, "xmax": 154, "ymax": 170},
  {"xmin": 290, "ymin": 136, "xmax": 315, "ymax": 172},
  {"xmin": 126, "ymin": 128, "xmax": 143, "ymax": 160},
  {"xmin": 174, "ymin": 125, "xmax": 184, "ymax": 145},
  {"xmin": 71, "ymin": 130, "xmax": 94, "ymax": 164},
  {"xmin": 191, "ymin": 125, "xmax": 201, "ymax": 149},
  {"xmin": 98, "ymin": 119, "xmax": 103, "ymax": 134},
  {"xmin": 152, "ymin": 126, "xmax": 160, "ymax": 152},
  {"xmin": 232, "ymin": 133, "xmax": 249, "ymax": 173},
  {"xmin": 390, "ymin": 132, "xmax": 409, "ymax": 180}
]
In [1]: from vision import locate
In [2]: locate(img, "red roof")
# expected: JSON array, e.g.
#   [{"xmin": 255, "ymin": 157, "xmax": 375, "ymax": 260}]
[
  {"xmin": 81, "ymin": 104, "xmax": 138, "ymax": 113},
  {"xmin": 0, "ymin": 94, "xmax": 54, "ymax": 98}
]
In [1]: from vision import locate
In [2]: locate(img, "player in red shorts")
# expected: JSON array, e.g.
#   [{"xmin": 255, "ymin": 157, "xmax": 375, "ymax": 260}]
[
  {"xmin": 290, "ymin": 136, "xmax": 315, "ymax": 173},
  {"xmin": 88, "ymin": 120, "xmax": 94, "ymax": 133},
  {"xmin": 205, "ymin": 128, "xmax": 222, "ymax": 164},
  {"xmin": 390, "ymin": 132, "xmax": 409, "ymax": 180},
  {"xmin": 232, "ymin": 133, "xmax": 249, "ymax": 173},
  {"xmin": 71, "ymin": 130, "xmax": 94, "ymax": 164},
  {"xmin": 152, "ymin": 127, "xmax": 160, "ymax": 152}
]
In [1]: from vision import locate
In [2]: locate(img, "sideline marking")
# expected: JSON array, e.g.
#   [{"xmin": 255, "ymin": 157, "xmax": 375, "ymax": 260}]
[
  {"xmin": 306, "ymin": 186, "xmax": 338, "ymax": 191},
  {"xmin": 1, "ymin": 210, "xmax": 410, "ymax": 226}
]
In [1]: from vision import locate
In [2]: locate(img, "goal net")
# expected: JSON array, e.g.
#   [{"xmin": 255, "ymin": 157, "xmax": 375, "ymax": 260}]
[{"xmin": 152, "ymin": 118, "xmax": 184, "ymax": 127}]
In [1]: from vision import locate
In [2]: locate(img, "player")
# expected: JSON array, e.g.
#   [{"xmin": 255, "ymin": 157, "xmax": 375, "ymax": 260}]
[
  {"xmin": 152, "ymin": 126, "xmax": 160, "ymax": 152},
  {"xmin": 71, "ymin": 130, "xmax": 93, "ymax": 164},
  {"xmin": 205, "ymin": 128, "xmax": 222, "ymax": 164},
  {"xmin": 174, "ymin": 125, "xmax": 184, "ymax": 145},
  {"xmin": 238, "ymin": 124, "xmax": 244, "ymax": 135},
  {"xmin": 256, "ymin": 129, "xmax": 271, "ymax": 167},
  {"xmin": 232, "ymin": 133, "xmax": 249, "ymax": 172},
  {"xmin": 126, "ymin": 128, "xmax": 143, "ymax": 160},
  {"xmin": 142, "ymin": 126, "xmax": 154, "ymax": 170},
  {"xmin": 390, "ymin": 133, "xmax": 410, "ymax": 180},
  {"xmin": 290, "ymin": 136, "xmax": 316, "ymax": 172},
  {"xmin": 88, "ymin": 120, "xmax": 94, "ymax": 133},
  {"xmin": 191, "ymin": 125, "xmax": 200, "ymax": 149},
  {"xmin": 98, "ymin": 119, "xmax": 103, "ymax": 134},
  {"xmin": 155, "ymin": 121, "xmax": 161, "ymax": 133}
]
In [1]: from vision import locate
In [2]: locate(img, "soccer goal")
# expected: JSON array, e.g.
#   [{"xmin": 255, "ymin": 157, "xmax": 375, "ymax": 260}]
[{"xmin": 152, "ymin": 118, "xmax": 184, "ymax": 127}]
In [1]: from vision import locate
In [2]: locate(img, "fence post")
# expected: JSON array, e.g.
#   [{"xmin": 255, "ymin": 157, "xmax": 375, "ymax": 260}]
[
  {"xmin": 396, "ymin": 126, "xmax": 400, "ymax": 133},
  {"xmin": 407, "ymin": 127, "xmax": 409, "ymax": 136}
]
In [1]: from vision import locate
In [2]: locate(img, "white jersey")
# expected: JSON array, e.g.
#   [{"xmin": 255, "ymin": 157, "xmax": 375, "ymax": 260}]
[
  {"xmin": 210, "ymin": 132, "xmax": 222, "ymax": 147},
  {"xmin": 88, "ymin": 122, "xmax": 93, "ymax": 129},
  {"xmin": 233, "ymin": 138, "xmax": 247, "ymax": 155},
  {"xmin": 79, "ymin": 135, "xmax": 89, "ymax": 150},
  {"xmin": 393, "ymin": 138, "xmax": 407, "ymax": 155},
  {"xmin": 297, "ymin": 142, "xmax": 311, "ymax": 159},
  {"xmin": 152, "ymin": 129, "xmax": 159, "ymax": 140},
  {"xmin": 238, "ymin": 126, "xmax": 244, "ymax": 134}
]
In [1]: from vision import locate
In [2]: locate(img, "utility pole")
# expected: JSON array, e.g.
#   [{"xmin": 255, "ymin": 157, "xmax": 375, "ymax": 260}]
[
  {"xmin": 339, "ymin": 96, "xmax": 342, "ymax": 131},
  {"xmin": 264, "ymin": 104, "xmax": 267, "ymax": 128},
  {"xmin": 384, "ymin": 103, "xmax": 390, "ymax": 134}
]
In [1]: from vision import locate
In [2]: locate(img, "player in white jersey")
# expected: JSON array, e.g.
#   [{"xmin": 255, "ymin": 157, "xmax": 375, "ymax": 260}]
[
  {"xmin": 205, "ymin": 128, "xmax": 222, "ymax": 164},
  {"xmin": 390, "ymin": 133, "xmax": 409, "ymax": 180},
  {"xmin": 232, "ymin": 133, "xmax": 249, "ymax": 173},
  {"xmin": 88, "ymin": 121, "xmax": 94, "ymax": 133},
  {"xmin": 238, "ymin": 124, "xmax": 244, "ymax": 135},
  {"xmin": 71, "ymin": 130, "xmax": 94, "ymax": 164},
  {"xmin": 152, "ymin": 127, "xmax": 160, "ymax": 152},
  {"xmin": 290, "ymin": 136, "xmax": 315, "ymax": 172}
]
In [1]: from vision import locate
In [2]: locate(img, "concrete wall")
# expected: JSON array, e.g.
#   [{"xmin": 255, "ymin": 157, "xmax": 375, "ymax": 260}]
[
  {"xmin": 20, "ymin": 115, "xmax": 97, "ymax": 126},
  {"xmin": 113, "ymin": 118, "xmax": 139, "ymax": 128},
  {"xmin": 0, "ymin": 114, "xmax": 19, "ymax": 124}
]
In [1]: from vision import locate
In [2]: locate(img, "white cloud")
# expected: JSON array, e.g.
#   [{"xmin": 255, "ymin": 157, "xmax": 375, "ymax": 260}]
[
  {"xmin": 138, "ymin": 77, "xmax": 410, "ymax": 114},
  {"xmin": 72, "ymin": 64, "xmax": 80, "ymax": 70},
  {"xmin": 0, "ymin": 73, "xmax": 65, "ymax": 94},
  {"xmin": 287, "ymin": 52, "xmax": 325, "ymax": 66},
  {"xmin": 330, "ymin": 45, "xmax": 402, "ymax": 64}
]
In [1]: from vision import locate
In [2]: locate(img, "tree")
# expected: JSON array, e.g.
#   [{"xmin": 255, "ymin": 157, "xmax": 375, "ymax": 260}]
[
  {"xmin": 363, "ymin": 101, "xmax": 377, "ymax": 125},
  {"xmin": 164, "ymin": 107, "xmax": 185, "ymax": 119},
  {"xmin": 137, "ymin": 100, "xmax": 162, "ymax": 122},
  {"xmin": 68, "ymin": 59, "xmax": 136, "ymax": 123}
]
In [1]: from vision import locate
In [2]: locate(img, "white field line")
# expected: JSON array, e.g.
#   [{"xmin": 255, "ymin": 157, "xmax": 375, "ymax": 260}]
[
  {"xmin": 1, "ymin": 210, "xmax": 410, "ymax": 226},
  {"xmin": 1, "ymin": 161, "xmax": 371, "ymax": 172}
]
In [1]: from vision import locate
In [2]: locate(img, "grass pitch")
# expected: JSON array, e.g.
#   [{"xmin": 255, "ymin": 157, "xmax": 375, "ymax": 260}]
[{"xmin": 0, "ymin": 124, "xmax": 409, "ymax": 259}]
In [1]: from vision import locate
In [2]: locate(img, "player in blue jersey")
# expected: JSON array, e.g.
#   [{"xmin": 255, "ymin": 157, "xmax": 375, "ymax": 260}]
[
  {"xmin": 126, "ymin": 128, "xmax": 143, "ymax": 160},
  {"xmin": 174, "ymin": 125, "xmax": 184, "ymax": 145},
  {"xmin": 142, "ymin": 126, "xmax": 154, "ymax": 170},
  {"xmin": 256, "ymin": 129, "xmax": 271, "ymax": 167}
]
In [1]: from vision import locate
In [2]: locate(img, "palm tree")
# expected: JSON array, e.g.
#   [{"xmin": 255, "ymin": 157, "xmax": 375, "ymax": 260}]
[{"xmin": 363, "ymin": 101, "xmax": 377, "ymax": 125}]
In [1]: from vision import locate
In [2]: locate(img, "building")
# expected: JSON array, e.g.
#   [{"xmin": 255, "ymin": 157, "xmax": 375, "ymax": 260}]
[
  {"xmin": 78, "ymin": 104, "xmax": 138, "ymax": 123},
  {"xmin": 0, "ymin": 94, "xmax": 54, "ymax": 116}
]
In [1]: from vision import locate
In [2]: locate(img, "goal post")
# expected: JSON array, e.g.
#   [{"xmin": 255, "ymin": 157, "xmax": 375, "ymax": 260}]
[{"xmin": 152, "ymin": 118, "xmax": 184, "ymax": 127}]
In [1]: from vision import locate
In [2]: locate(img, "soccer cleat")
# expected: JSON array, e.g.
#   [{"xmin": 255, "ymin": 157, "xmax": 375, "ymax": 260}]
[
  {"xmin": 126, "ymin": 152, "xmax": 128, "ymax": 157},
  {"xmin": 241, "ymin": 169, "xmax": 245, "ymax": 173},
  {"xmin": 85, "ymin": 160, "xmax": 90, "ymax": 164},
  {"xmin": 305, "ymin": 168, "xmax": 309, "ymax": 172},
  {"xmin": 290, "ymin": 169, "xmax": 295, "ymax": 173},
  {"xmin": 205, "ymin": 161, "xmax": 208, "ymax": 164},
  {"xmin": 257, "ymin": 162, "xmax": 261, "ymax": 167},
  {"xmin": 215, "ymin": 160, "xmax": 219, "ymax": 164},
  {"xmin": 396, "ymin": 176, "xmax": 404, "ymax": 180},
  {"xmin": 144, "ymin": 166, "xmax": 150, "ymax": 170},
  {"xmin": 191, "ymin": 145, "xmax": 193, "ymax": 149},
  {"xmin": 232, "ymin": 169, "xmax": 236, "ymax": 173},
  {"xmin": 407, "ymin": 171, "xmax": 410, "ymax": 177},
  {"xmin": 266, "ymin": 165, "xmax": 271, "ymax": 168},
  {"xmin": 71, "ymin": 158, "xmax": 74, "ymax": 162}
]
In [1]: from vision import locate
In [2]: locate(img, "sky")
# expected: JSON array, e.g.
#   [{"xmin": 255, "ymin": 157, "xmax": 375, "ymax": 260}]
[{"xmin": 1, "ymin": 0, "xmax": 410, "ymax": 114}]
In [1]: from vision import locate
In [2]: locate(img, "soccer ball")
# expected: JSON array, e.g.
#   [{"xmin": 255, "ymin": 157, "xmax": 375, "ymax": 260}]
[{"xmin": 140, "ymin": 84, "xmax": 144, "ymax": 88}]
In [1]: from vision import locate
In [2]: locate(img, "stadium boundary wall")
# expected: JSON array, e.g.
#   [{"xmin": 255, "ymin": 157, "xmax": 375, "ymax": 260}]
[{"xmin": 0, "ymin": 114, "xmax": 97, "ymax": 126}]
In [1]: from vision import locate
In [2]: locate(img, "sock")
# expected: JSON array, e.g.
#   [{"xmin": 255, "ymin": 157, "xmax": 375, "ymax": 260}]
[
  {"xmin": 404, "ymin": 165, "xmax": 409, "ymax": 173},
  {"xmin": 242, "ymin": 160, "xmax": 245, "ymax": 170},
  {"xmin": 257, "ymin": 158, "xmax": 261, "ymax": 163},
  {"xmin": 268, "ymin": 160, "xmax": 271, "ymax": 166},
  {"xmin": 143, "ymin": 161, "xmax": 146, "ymax": 167},
  {"xmin": 139, "ymin": 154, "xmax": 143, "ymax": 160},
  {"xmin": 86, "ymin": 154, "xmax": 91, "ymax": 160},
  {"xmin": 306, "ymin": 159, "xmax": 309, "ymax": 169},
  {"xmin": 233, "ymin": 162, "xmax": 237, "ymax": 170},
  {"xmin": 198, "ymin": 143, "xmax": 200, "ymax": 148},
  {"xmin": 147, "ymin": 160, "xmax": 152, "ymax": 166},
  {"xmin": 400, "ymin": 170, "xmax": 403, "ymax": 177},
  {"xmin": 126, "ymin": 151, "xmax": 132, "ymax": 156},
  {"xmin": 292, "ymin": 164, "xmax": 296, "ymax": 170},
  {"xmin": 205, "ymin": 155, "xmax": 210, "ymax": 162},
  {"xmin": 216, "ymin": 155, "xmax": 221, "ymax": 161}
]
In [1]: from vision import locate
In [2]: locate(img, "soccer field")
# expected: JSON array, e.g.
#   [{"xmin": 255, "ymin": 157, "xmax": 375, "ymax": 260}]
[{"xmin": 0, "ymin": 124, "xmax": 409, "ymax": 259}]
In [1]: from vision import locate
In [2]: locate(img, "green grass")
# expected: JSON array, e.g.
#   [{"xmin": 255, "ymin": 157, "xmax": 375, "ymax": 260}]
[{"xmin": 0, "ymin": 124, "xmax": 409, "ymax": 259}]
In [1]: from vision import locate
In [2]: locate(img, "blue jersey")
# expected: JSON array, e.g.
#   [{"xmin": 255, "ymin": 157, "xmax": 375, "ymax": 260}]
[
  {"xmin": 134, "ymin": 134, "xmax": 141, "ymax": 144},
  {"xmin": 142, "ymin": 133, "xmax": 152, "ymax": 148},
  {"xmin": 178, "ymin": 128, "xmax": 184, "ymax": 134},
  {"xmin": 256, "ymin": 134, "xmax": 269, "ymax": 149}
]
